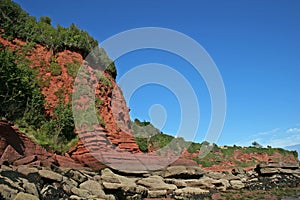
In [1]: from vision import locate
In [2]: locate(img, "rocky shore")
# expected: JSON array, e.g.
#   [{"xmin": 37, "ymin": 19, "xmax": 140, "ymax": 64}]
[
  {"xmin": 0, "ymin": 161, "xmax": 300, "ymax": 200},
  {"xmin": 1, "ymin": 120, "xmax": 300, "ymax": 199}
]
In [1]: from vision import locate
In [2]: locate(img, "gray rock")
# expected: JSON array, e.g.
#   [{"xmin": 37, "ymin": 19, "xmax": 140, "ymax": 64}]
[
  {"xmin": 174, "ymin": 187, "xmax": 209, "ymax": 199},
  {"xmin": 148, "ymin": 190, "xmax": 167, "ymax": 198},
  {"xmin": 69, "ymin": 195, "xmax": 83, "ymax": 200},
  {"xmin": 79, "ymin": 180, "xmax": 105, "ymax": 197},
  {"xmin": 184, "ymin": 177, "xmax": 216, "ymax": 189},
  {"xmin": 137, "ymin": 175, "xmax": 177, "ymax": 191},
  {"xmin": 0, "ymin": 174, "xmax": 24, "ymax": 191},
  {"xmin": 65, "ymin": 169, "xmax": 88, "ymax": 183},
  {"xmin": 71, "ymin": 187, "xmax": 91, "ymax": 198},
  {"xmin": 164, "ymin": 178, "xmax": 187, "ymax": 188},
  {"xmin": 20, "ymin": 178, "xmax": 39, "ymax": 196},
  {"xmin": 101, "ymin": 168, "xmax": 136, "ymax": 190},
  {"xmin": 205, "ymin": 171, "xmax": 225, "ymax": 179},
  {"xmin": 16, "ymin": 165, "xmax": 38, "ymax": 176},
  {"xmin": 13, "ymin": 192, "xmax": 39, "ymax": 200},
  {"xmin": 38, "ymin": 169, "xmax": 63, "ymax": 182},
  {"xmin": 163, "ymin": 166, "xmax": 205, "ymax": 178},
  {"xmin": 0, "ymin": 184, "xmax": 18, "ymax": 200},
  {"xmin": 230, "ymin": 180, "xmax": 245, "ymax": 189}
]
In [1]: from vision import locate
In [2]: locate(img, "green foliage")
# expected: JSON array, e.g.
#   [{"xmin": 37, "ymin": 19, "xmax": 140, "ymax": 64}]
[
  {"xmin": 134, "ymin": 137, "xmax": 149, "ymax": 152},
  {"xmin": 0, "ymin": 0, "xmax": 117, "ymax": 79},
  {"xmin": 0, "ymin": 47, "xmax": 44, "ymax": 122},
  {"xmin": 134, "ymin": 118, "xmax": 151, "ymax": 126},
  {"xmin": 50, "ymin": 58, "xmax": 62, "ymax": 76},
  {"xmin": 150, "ymin": 133, "xmax": 174, "ymax": 149},
  {"xmin": 65, "ymin": 61, "xmax": 80, "ymax": 78},
  {"xmin": 0, "ymin": 46, "xmax": 77, "ymax": 154},
  {"xmin": 105, "ymin": 62, "xmax": 117, "ymax": 79},
  {"xmin": 187, "ymin": 142, "xmax": 202, "ymax": 154},
  {"xmin": 39, "ymin": 16, "xmax": 51, "ymax": 25},
  {"xmin": 37, "ymin": 101, "xmax": 76, "ymax": 153},
  {"xmin": 0, "ymin": 0, "xmax": 28, "ymax": 40}
]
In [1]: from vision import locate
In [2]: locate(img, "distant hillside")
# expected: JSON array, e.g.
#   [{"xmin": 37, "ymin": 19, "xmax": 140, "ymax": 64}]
[{"xmin": 285, "ymin": 144, "xmax": 300, "ymax": 159}]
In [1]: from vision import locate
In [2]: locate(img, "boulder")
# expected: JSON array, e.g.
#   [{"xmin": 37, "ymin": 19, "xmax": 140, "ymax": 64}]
[
  {"xmin": 165, "ymin": 178, "xmax": 187, "ymax": 188},
  {"xmin": 230, "ymin": 180, "xmax": 245, "ymax": 189},
  {"xmin": 79, "ymin": 180, "xmax": 105, "ymax": 197},
  {"xmin": 163, "ymin": 165, "xmax": 205, "ymax": 179},
  {"xmin": 174, "ymin": 187, "xmax": 209, "ymax": 199},
  {"xmin": 101, "ymin": 168, "xmax": 136, "ymax": 190},
  {"xmin": 38, "ymin": 169, "xmax": 63, "ymax": 182},
  {"xmin": 0, "ymin": 184, "xmax": 18, "ymax": 199},
  {"xmin": 137, "ymin": 175, "xmax": 177, "ymax": 191},
  {"xmin": 65, "ymin": 169, "xmax": 88, "ymax": 183},
  {"xmin": 13, "ymin": 155, "xmax": 37, "ymax": 166},
  {"xmin": 16, "ymin": 165, "xmax": 38, "ymax": 176},
  {"xmin": 147, "ymin": 190, "xmax": 167, "ymax": 198},
  {"xmin": 14, "ymin": 192, "xmax": 39, "ymax": 200},
  {"xmin": 71, "ymin": 187, "xmax": 91, "ymax": 198},
  {"xmin": 19, "ymin": 178, "xmax": 39, "ymax": 196}
]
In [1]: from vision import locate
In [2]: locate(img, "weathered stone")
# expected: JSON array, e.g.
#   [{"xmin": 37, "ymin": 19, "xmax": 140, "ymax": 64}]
[
  {"xmin": 71, "ymin": 187, "xmax": 91, "ymax": 198},
  {"xmin": 184, "ymin": 177, "xmax": 216, "ymax": 189},
  {"xmin": 69, "ymin": 195, "xmax": 82, "ymax": 200},
  {"xmin": 165, "ymin": 178, "xmax": 187, "ymax": 188},
  {"xmin": 1, "ymin": 164, "xmax": 12, "ymax": 171},
  {"xmin": 13, "ymin": 192, "xmax": 39, "ymax": 200},
  {"xmin": 55, "ymin": 155, "xmax": 83, "ymax": 168},
  {"xmin": 79, "ymin": 180, "xmax": 105, "ymax": 197},
  {"xmin": 20, "ymin": 178, "xmax": 39, "ymax": 196},
  {"xmin": 16, "ymin": 165, "xmax": 38, "ymax": 176},
  {"xmin": 101, "ymin": 168, "xmax": 136, "ymax": 190},
  {"xmin": 0, "ymin": 145, "xmax": 23, "ymax": 164},
  {"xmin": 148, "ymin": 190, "xmax": 167, "ymax": 198},
  {"xmin": 0, "ymin": 173, "xmax": 24, "ymax": 191},
  {"xmin": 174, "ymin": 187, "xmax": 209, "ymax": 198},
  {"xmin": 230, "ymin": 180, "xmax": 245, "ymax": 189},
  {"xmin": 38, "ymin": 169, "xmax": 63, "ymax": 182},
  {"xmin": 13, "ymin": 155, "xmax": 37, "ymax": 166},
  {"xmin": 41, "ymin": 184, "xmax": 68, "ymax": 199},
  {"xmin": 137, "ymin": 175, "xmax": 177, "ymax": 191},
  {"xmin": 65, "ymin": 169, "xmax": 88, "ymax": 183},
  {"xmin": 163, "ymin": 165, "xmax": 205, "ymax": 178},
  {"xmin": 232, "ymin": 167, "xmax": 245, "ymax": 175},
  {"xmin": 0, "ymin": 184, "xmax": 18, "ymax": 199}
]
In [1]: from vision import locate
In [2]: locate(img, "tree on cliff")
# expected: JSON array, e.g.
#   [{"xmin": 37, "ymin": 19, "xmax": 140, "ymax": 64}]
[
  {"xmin": 0, "ymin": 0, "xmax": 117, "ymax": 80},
  {"xmin": 252, "ymin": 141, "xmax": 263, "ymax": 148}
]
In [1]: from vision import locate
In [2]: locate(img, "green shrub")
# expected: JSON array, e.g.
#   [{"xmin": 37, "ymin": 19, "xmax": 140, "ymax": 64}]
[
  {"xmin": 50, "ymin": 59, "xmax": 62, "ymax": 76},
  {"xmin": 134, "ymin": 137, "xmax": 148, "ymax": 152},
  {"xmin": 150, "ymin": 133, "xmax": 174, "ymax": 149},
  {"xmin": 36, "ymin": 101, "xmax": 76, "ymax": 153},
  {"xmin": 187, "ymin": 142, "xmax": 202, "ymax": 154},
  {"xmin": 65, "ymin": 61, "xmax": 80, "ymax": 78},
  {"xmin": 0, "ymin": 48, "xmax": 44, "ymax": 122}
]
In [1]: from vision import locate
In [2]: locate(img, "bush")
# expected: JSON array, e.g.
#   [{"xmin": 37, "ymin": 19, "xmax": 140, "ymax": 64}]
[
  {"xmin": 65, "ymin": 61, "xmax": 80, "ymax": 78},
  {"xmin": 187, "ymin": 142, "xmax": 202, "ymax": 154},
  {"xmin": 0, "ymin": 47, "xmax": 44, "ymax": 122},
  {"xmin": 134, "ymin": 137, "xmax": 148, "ymax": 152},
  {"xmin": 50, "ymin": 60, "xmax": 62, "ymax": 76},
  {"xmin": 37, "ymin": 101, "xmax": 76, "ymax": 153}
]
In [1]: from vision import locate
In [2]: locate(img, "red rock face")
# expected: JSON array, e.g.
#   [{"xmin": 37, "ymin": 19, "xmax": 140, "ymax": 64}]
[
  {"xmin": 0, "ymin": 35, "xmax": 140, "ymax": 156},
  {"xmin": 0, "ymin": 120, "xmax": 83, "ymax": 168}
]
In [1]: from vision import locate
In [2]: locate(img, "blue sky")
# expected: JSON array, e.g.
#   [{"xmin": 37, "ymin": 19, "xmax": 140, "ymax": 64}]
[{"xmin": 14, "ymin": 0, "xmax": 300, "ymax": 149}]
